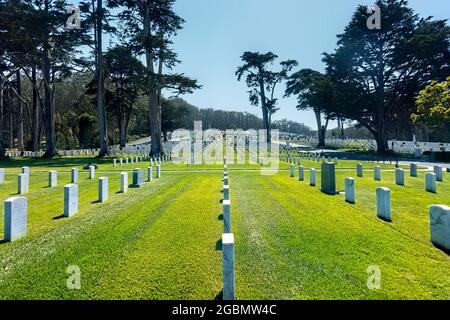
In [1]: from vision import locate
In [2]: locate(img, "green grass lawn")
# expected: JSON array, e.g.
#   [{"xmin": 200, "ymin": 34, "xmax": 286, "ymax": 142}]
[{"xmin": 0, "ymin": 156, "xmax": 448, "ymax": 299}]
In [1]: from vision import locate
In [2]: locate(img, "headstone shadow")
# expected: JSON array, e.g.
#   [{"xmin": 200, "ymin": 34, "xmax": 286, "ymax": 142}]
[
  {"xmin": 215, "ymin": 239, "xmax": 222, "ymax": 251},
  {"xmin": 218, "ymin": 214, "xmax": 223, "ymax": 221},
  {"xmin": 432, "ymin": 243, "xmax": 450, "ymax": 255},
  {"xmin": 214, "ymin": 290, "xmax": 223, "ymax": 300},
  {"xmin": 52, "ymin": 214, "xmax": 65, "ymax": 220}
]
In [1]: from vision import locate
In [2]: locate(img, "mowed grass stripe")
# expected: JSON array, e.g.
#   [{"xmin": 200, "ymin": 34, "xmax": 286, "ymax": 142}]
[
  {"xmin": 232, "ymin": 171, "xmax": 450, "ymax": 299},
  {"xmin": 335, "ymin": 170, "xmax": 450, "ymax": 245},
  {"xmin": 262, "ymin": 172, "xmax": 449, "ymax": 299},
  {"xmin": 0, "ymin": 174, "xmax": 187, "ymax": 299},
  {"xmin": 232, "ymin": 172, "xmax": 372, "ymax": 300},
  {"xmin": 89, "ymin": 172, "xmax": 223, "ymax": 300},
  {"xmin": 0, "ymin": 172, "xmax": 123, "ymax": 239}
]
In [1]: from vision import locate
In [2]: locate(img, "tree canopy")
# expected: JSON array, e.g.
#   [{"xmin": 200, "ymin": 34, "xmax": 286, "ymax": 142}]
[{"xmin": 322, "ymin": 0, "xmax": 450, "ymax": 152}]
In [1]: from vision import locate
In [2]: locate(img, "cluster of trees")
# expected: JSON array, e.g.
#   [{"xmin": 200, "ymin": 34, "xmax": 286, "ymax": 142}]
[
  {"xmin": 236, "ymin": 0, "xmax": 450, "ymax": 152},
  {"xmin": 412, "ymin": 77, "xmax": 450, "ymax": 142},
  {"xmin": 0, "ymin": 0, "xmax": 199, "ymax": 158},
  {"xmin": 162, "ymin": 97, "xmax": 313, "ymax": 137}
]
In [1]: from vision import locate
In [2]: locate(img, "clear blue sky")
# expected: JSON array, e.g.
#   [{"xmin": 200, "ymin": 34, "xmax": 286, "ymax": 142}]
[{"xmin": 161, "ymin": 0, "xmax": 450, "ymax": 129}]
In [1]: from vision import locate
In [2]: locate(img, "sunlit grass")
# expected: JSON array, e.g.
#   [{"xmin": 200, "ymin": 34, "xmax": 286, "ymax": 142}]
[{"xmin": 0, "ymin": 156, "xmax": 448, "ymax": 299}]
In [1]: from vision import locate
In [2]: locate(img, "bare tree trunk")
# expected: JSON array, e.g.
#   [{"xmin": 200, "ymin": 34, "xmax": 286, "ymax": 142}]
[
  {"xmin": 119, "ymin": 119, "xmax": 128, "ymax": 148},
  {"xmin": 0, "ymin": 81, "xmax": 4, "ymax": 158},
  {"xmin": 16, "ymin": 70, "xmax": 24, "ymax": 152},
  {"xmin": 7, "ymin": 83, "xmax": 13, "ymax": 149},
  {"xmin": 314, "ymin": 109, "xmax": 324, "ymax": 147},
  {"xmin": 375, "ymin": 48, "xmax": 389, "ymax": 154},
  {"xmin": 258, "ymin": 77, "xmax": 270, "ymax": 143},
  {"xmin": 31, "ymin": 66, "xmax": 40, "ymax": 152},
  {"xmin": 42, "ymin": 0, "xmax": 56, "ymax": 158},
  {"xmin": 144, "ymin": 6, "xmax": 163, "ymax": 156},
  {"xmin": 96, "ymin": 0, "xmax": 108, "ymax": 157}
]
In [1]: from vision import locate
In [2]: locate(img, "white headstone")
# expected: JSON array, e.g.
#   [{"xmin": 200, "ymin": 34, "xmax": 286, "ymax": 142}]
[
  {"xmin": 156, "ymin": 164, "xmax": 161, "ymax": 178},
  {"xmin": 48, "ymin": 170, "xmax": 57, "ymax": 188},
  {"xmin": 429, "ymin": 205, "xmax": 450, "ymax": 251},
  {"xmin": 113, "ymin": 159, "xmax": 117, "ymax": 167},
  {"xmin": 120, "ymin": 158, "xmax": 123, "ymax": 166},
  {"xmin": 357, "ymin": 164, "xmax": 363, "ymax": 177},
  {"xmin": 0, "ymin": 168, "xmax": 5, "ymax": 184},
  {"xmin": 298, "ymin": 166, "xmax": 304, "ymax": 181},
  {"xmin": 410, "ymin": 163, "xmax": 417, "ymax": 177},
  {"xmin": 310, "ymin": 168, "xmax": 316, "ymax": 186},
  {"xmin": 222, "ymin": 233, "xmax": 235, "ymax": 301},
  {"xmin": 374, "ymin": 166, "xmax": 381, "ymax": 181},
  {"xmin": 434, "ymin": 166, "xmax": 443, "ymax": 182},
  {"xmin": 223, "ymin": 199, "xmax": 231, "ymax": 233},
  {"xmin": 425, "ymin": 172, "xmax": 437, "ymax": 193},
  {"xmin": 98, "ymin": 177, "xmax": 108, "ymax": 202},
  {"xmin": 223, "ymin": 185, "xmax": 230, "ymax": 201},
  {"xmin": 345, "ymin": 177, "xmax": 355, "ymax": 204},
  {"xmin": 4, "ymin": 197, "xmax": 27, "ymax": 242},
  {"xmin": 120, "ymin": 172, "xmax": 128, "ymax": 194},
  {"xmin": 376, "ymin": 187, "xmax": 391, "ymax": 222},
  {"xmin": 71, "ymin": 168, "xmax": 79, "ymax": 184},
  {"xmin": 148, "ymin": 167, "xmax": 153, "ymax": 182},
  {"xmin": 395, "ymin": 168, "xmax": 405, "ymax": 186},
  {"xmin": 64, "ymin": 184, "xmax": 78, "ymax": 217},
  {"xmin": 89, "ymin": 165, "xmax": 95, "ymax": 179},
  {"xmin": 290, "ymin": 164, "xmax": 295, "ymax": 177},
  {"xmin": 18, "ymin": 174, "xmax": 29, "ymax": 194},
  {"xmin": 22, "ymin": 166, "xmax": 30, "ymax": 175}
]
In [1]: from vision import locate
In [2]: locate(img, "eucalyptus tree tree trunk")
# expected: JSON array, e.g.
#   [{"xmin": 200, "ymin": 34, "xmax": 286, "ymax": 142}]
[
  {"xmin": 144, "ymin": 6, "xmax": 163, "ymax": 156},
  {"xmin": 96, "ymin": 0, "xmax": 108, "ymax": 157},
  {"xmin": 42, "ymin": 0, "xmax": 56, "ymax": 158},
  {"xmin": 31, "ymin": 66, "xmax": 40, "ymax": 152},
  {"xmin": 16, "ymin": 70, "xmax": 24, "ymax": 152}
]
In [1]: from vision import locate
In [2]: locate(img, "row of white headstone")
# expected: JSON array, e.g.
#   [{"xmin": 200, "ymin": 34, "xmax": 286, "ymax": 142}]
[
  {"xmin": 288, "ymin": 161, "xmax": 450, "ymax": 252},
  {"xmin": 112, "ymin": 155, "xmax": 171, "ymax": 167},
  {"xmin": 1, "ymin": 164, "xmax": 162, "ymax": 242},
  {"xmin": 355, "ymin": 163, "xmax": 443, "ymax": 193},
  {"xmin": 282, "ymin": 153, "xmax": 338, "ymax": 165},
  {"xmin": 221, "ymin": 160, "xmax": 234, "ymax": 301}
]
